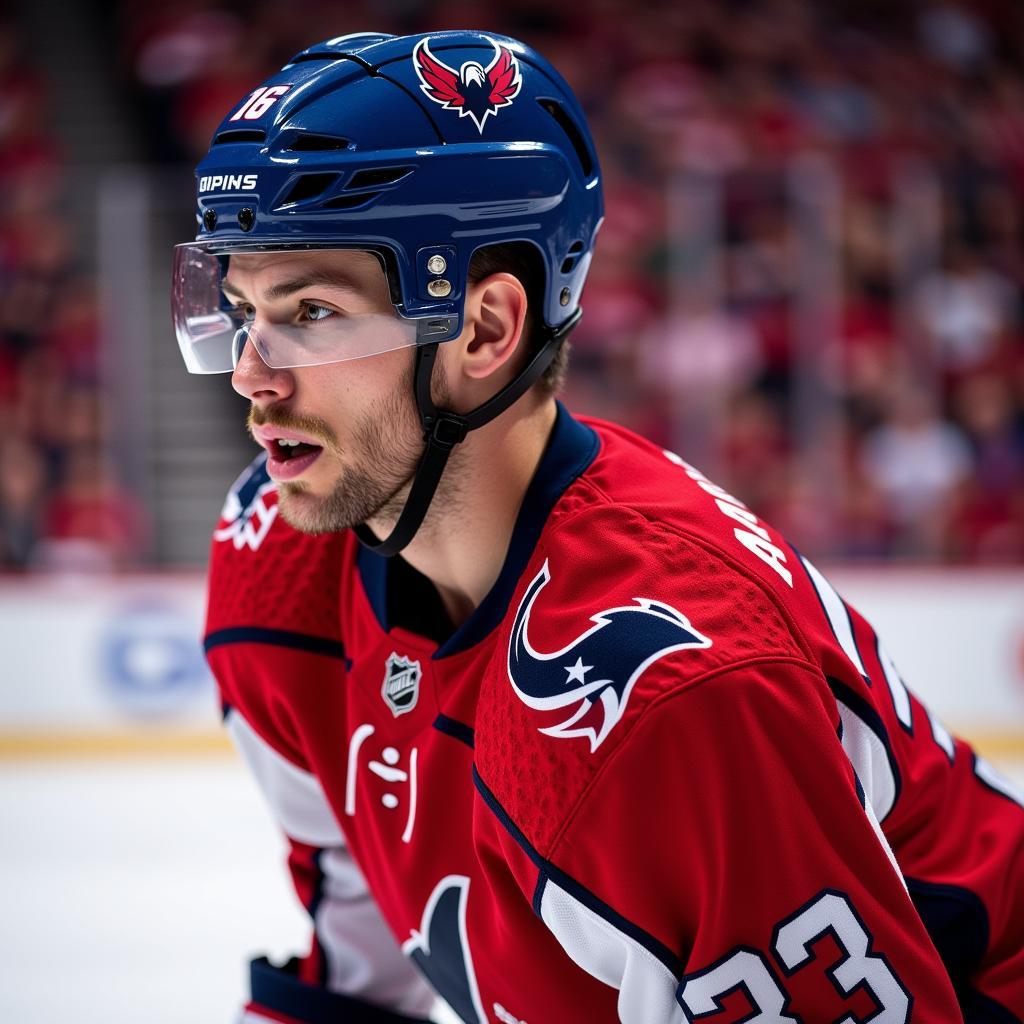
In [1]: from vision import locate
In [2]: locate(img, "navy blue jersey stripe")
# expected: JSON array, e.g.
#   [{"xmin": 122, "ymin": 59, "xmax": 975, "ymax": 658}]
[
  {"xmin": 356, "ymin": 543, "xmax": 389, "ymax": 630},
  {"xmin": 433, "ymin": 714, "xmax": 475, "ymax": 748},
  {"xmin": 307, "ymin": 848, "xmax": 329, "ymax": 987},
  {"xmin": 473, "ymin": 765, "xmax": 683, "ymax": 978},
  {"xmin": 539, "ymin": 847, "xmax": 685, "ymax": 977},
  {"xmin": 438, "ymin": 405, "xmax": 600, "ymax": 658},
  {"xmin": 204, "ymin": 626, "xmax": 348, "ymax": 663},
  {"xmin": 531, "ymin": 873, "xmax": 547, "ymax": 918},
  {"xmin": 473, "ymin": 765, "xmax": 544, "ymax": 869},
  {"xmin": 307, "ymin": 848, "xmax": 327, "ymax": 921}
]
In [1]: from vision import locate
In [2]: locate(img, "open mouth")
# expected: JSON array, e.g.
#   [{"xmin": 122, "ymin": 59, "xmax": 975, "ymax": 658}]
[
  {"xmin": 265, "ymin": 436, "xmax": 325, "ymax": 481},
  {"xmin": 272, "ymin": 438, "xmax": 321, "ymax": 461}
]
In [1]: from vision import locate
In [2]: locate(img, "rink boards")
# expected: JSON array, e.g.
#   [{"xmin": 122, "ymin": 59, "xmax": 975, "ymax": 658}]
[{"xmin": 0, "ymin": 569, "xmax": 1022, "ymax": 757}]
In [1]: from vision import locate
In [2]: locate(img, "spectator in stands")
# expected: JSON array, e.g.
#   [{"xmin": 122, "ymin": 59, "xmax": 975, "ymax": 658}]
[
  {"xmin": 2, "ymin": 0, "xmax": 1022, "ymax": 569},
  {"xmin": 0, "ymin": 433, "xmax": 46, "ymax": 569},
  {"xmin": 862, "ymin": 380, "xmax": 973, "ymax": 557},
  {"xmin": 36, "ymin": 447, "xmax": 146, "ymax": 572},
  {"xmin": 912, "ymin": 242, "xmax": 1017, "ymax": 374}
]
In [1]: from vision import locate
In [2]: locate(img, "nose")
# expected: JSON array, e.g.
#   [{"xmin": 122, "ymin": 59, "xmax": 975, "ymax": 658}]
[{"xmin": 230, "ymin": 329, "xmax": 295, "ymax": 403}]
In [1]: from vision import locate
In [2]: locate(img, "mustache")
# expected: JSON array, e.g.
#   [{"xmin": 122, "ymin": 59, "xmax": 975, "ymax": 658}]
[{"xmin": 247, "ymin": 407, "xmax": 338, "ymax": 449}]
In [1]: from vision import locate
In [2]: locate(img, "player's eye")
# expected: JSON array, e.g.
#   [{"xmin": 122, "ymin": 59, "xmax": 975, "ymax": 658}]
[
  {"xmin": 226, "ymin": 302, "xmax": 255, "ymax": 322},
  {"xmin": 301, "ymin": 302, "xmax": 336, "ymax": 323}
]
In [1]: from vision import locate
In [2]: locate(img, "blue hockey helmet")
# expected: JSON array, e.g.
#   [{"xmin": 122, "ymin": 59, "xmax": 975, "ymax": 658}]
[
  {"xmin": 175, "ymin": 29, "xmax": 602, "ymax": 350},
  {"xmin": 173, "ymin": 29, "xmax": 603, "ymax": 555}
]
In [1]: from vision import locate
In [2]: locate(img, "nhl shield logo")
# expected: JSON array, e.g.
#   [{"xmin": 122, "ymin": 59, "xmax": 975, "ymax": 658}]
[{"xmin": 382, "ymin": 652, "xmax": 422, "ymax": 717}]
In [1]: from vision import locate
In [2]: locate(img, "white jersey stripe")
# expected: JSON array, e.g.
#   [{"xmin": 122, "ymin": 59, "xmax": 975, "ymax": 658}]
[
  {"xmin": 224, "ymin": 709, "xmax": 436, "ymax": 1017},
  {"xmin": 226, "ymin": 708, "xmax": 344, "ymax": 847},
  {"xmin": 876, "ymin": 640, "xmax": 913, "ymax": 731},
  {"xmin": 836, "ymin": 701, "xmax": 898, "ymax": 824},
  {"xmin": 315, "ymin": 847, "xmax": 438, "ymax": 1015},
  {"xmin": 538, "ymin": 877, "xmax": 684, "ymax": 1023},
  {"xmin": 975, "ymin": 755, "xmax": 1024, "ymax": 810},
  {"xmin": 800, "ymin": 556, "xmax": 867, "ymax": 679},
  {"xmin": 928, "ymin": 710, "xmax": 955, "ymax": 762}
]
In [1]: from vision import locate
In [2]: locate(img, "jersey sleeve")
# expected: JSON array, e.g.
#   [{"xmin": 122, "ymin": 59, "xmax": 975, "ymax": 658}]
[
  {"xmin": 221, "ymin": 705, "xmax": 436, "ymax": 1022},
  {"xmin": 219, "ymin": 702, "xmax": 437, "ymax": 1023},
  {"xmin": 480, "ymin": 658, "xmax": 967, "ymax": 1023},
  {"xmin": 837, "ymin": 601, "xmax": 1024, "ymax": 1020},
  {"xmin": 203, "ymin": 456, "xmax": 436, "ymax": 1023}
]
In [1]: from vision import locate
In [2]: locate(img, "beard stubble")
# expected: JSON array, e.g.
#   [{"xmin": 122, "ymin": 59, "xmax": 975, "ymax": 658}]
[{"xmin": 250, "ymin": 358, "xmax": 454, "ymax": 536}]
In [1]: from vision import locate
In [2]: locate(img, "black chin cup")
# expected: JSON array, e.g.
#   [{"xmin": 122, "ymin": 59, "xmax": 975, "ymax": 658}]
[{"xmin": 353, "ymin": 309, "xmax": 581, "ymax": 558}]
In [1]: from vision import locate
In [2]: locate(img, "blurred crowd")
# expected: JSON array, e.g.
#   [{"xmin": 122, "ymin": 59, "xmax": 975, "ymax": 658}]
[
  {"xmin": 0, "ymin": 18, "xmax": 145, "ymax": 571},
  {"xmin": 3, "ymin": 0, "xmax": 1024, "ymax": 568}
]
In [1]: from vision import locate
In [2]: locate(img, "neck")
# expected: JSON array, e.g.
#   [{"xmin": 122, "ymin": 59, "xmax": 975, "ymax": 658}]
[{"xmin": 375, "ymin": 397, "xmax": 558, "ymax": 627}]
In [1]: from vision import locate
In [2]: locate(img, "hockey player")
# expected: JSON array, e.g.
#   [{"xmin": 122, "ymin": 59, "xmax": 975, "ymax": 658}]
[{"xmin": 172, "ymin": 30, "xmax": 1024, "ymax": 1024}]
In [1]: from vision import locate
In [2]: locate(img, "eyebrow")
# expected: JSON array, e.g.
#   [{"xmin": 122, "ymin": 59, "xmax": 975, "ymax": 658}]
[{"xmin": 221, "ymin": 269, "xmax": 363, "ymax": 303}]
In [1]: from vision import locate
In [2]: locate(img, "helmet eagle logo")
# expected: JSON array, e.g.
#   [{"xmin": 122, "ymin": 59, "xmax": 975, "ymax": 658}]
[{"xmin": 413, "ymin": 38, "xmax": 522, "ymax": 134}]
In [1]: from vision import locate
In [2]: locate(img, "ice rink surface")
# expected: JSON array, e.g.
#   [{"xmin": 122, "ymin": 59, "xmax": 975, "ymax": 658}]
[
  {"xmin": 2, "ymin": 752, "xmax": 1023, "ymax": 1023},
  {"xmin": 0, "ymin": 756, "xmax": 308, "ymax": 1024}
]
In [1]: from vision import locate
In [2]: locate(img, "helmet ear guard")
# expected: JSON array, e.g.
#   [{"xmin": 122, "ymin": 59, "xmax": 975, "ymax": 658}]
[{"xmin": 179, "ymin": 29, "xmax": 602, "ymax": 555}]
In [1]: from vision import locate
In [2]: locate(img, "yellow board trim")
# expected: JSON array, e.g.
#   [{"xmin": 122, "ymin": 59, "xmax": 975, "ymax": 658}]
[
  {"xmin": 968, "ymin": 734, "xmax": 1024, "ymax": 760},
  {"xmin": 0, "ymin": 730, "xmax": 1023, "ymax": 762},
  {"xmin": 0, "ymin": 731, "xmax": 234, "ymax": 759}
]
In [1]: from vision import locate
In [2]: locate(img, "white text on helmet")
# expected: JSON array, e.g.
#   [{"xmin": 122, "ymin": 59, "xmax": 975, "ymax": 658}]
[
  {"xmin": 199, "ymin": 175, "xmax": 259, "ymax": 193},
  {"xmin": 229, "ymin": 85, "xmax": 291, "ymax": 121}
]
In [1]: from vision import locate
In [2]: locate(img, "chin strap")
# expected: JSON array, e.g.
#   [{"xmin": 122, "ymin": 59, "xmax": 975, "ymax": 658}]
[{"xmin": 353, "ymin": 309, "xmax": 581, "ymax": 558}]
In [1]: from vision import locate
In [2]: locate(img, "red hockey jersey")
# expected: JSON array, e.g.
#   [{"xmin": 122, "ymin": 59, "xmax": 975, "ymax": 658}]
[{"xmin": 205, "ymin": 404, "xmax": 1024, "ymax": 1024}]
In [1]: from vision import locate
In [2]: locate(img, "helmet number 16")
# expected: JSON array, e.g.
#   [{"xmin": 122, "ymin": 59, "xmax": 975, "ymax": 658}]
[{"xmin": 229, "ymin": 85, "xmax": 291, "ymax": 122}]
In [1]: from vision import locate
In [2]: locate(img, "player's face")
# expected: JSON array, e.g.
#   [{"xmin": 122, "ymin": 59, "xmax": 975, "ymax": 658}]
[{"xmin": 227, "ymin": 250, "xmax": 444, "ymax": 534}]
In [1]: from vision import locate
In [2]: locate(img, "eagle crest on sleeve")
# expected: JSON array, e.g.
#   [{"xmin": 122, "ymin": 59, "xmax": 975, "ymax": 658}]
[
  {"xmin": 507, "ymin": 560, "xmax": 712, "ymax": 752},
  {"xmin": 413, "ymin": 37, "xmax": 523, "ymax": 133}
]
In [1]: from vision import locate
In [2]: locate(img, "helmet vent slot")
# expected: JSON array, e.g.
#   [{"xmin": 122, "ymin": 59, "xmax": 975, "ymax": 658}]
[
  {"xmin": 285, "ymin": 133, "xmax": 352, "ymax": 152},
  {"xmin": 279, "ymin": 173, "xmax": 340, "ymax": 206},
  {"xmin": 345, "ymin": 166, "xmax": 414, "ymax": 190},
  {"xmin": 537, "ymin": 99, "xmax": 595, "ymax": 178},
  {"xmin": 560, "ymin": 240, "xmax": 586, "ymax": 274},
  {"xmin": 321, "ymin": 191, "xmax": 382, "ymax": 210},
  {"xmin": 214, "ymin": 129, "xmax": 266, "ymax": 145}
]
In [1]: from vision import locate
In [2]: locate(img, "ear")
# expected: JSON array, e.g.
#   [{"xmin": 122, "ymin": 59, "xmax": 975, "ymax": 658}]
[{"xmin": 455, "ymin": 272, "xmax": 528, "ymax": 382}]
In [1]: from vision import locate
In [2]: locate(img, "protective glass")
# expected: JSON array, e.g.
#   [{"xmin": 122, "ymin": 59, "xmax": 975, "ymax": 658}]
[{"xmin": 171, "ymin": 244, "xmax": 421, "ymax": 373}]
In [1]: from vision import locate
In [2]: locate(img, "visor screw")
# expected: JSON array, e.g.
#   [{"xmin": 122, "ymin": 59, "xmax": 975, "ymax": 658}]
[
  {"xmin": 237, "ymin": 207, "xmax": 255, "ymax": 231},
  {"xmin": 560, "ymin": 287, "xmax": 571, "ymax": 306},
  {"xmin": 428, "ymin": 279, "xmax": 452, "ymax": 298},
  {"xmin": 202, "ymin": 208, "xmax": 218, "ymax": 231},
  {"xmin": 426, "ymin": 254, "xmax": 447, "ymax": 275}
]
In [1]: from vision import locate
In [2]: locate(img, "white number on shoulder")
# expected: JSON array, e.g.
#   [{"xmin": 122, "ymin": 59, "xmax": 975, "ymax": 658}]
[
  {"xmin": 679, "ymin": 948, "xmax": 796, "ymax": 1022},
  {"xmin": 678, "ymin": 890, "xmax": 910, "ymax": 1023}
]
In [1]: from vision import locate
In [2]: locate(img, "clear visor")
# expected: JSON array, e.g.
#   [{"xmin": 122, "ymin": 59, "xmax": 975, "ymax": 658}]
[{"xmin": 171, "ymin": 244, "xmax": 421, "ymax": 373}]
